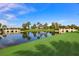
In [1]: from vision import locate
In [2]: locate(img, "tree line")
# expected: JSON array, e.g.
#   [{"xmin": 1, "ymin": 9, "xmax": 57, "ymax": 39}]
[
  {"xmin": 0, "ymin": 22, "xmax": 79, "ymax": 30},
  {"xmin": 22, "ymin": 22, "xmax": 79, "ymax": 30}
]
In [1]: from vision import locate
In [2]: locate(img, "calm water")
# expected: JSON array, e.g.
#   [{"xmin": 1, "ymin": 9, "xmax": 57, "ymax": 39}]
[{"xmin": 0, "ymin": 32, "xmax": 54, "ymax": 48}]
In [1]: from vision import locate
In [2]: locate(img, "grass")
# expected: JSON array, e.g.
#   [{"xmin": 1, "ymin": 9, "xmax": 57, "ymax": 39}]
[
  {"xmin": 21, "ymin": 29, "xmax": 55, "ymax": 32},
  {"xmin": 0, "ymin": 31, "xmax": 79, "ymax": 56}
]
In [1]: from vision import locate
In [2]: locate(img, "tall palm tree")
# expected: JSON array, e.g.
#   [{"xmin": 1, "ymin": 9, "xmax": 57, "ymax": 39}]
[
  {"xmin": 31, "ymin": 24, "xmax": 37, "ymax": 29},
  {"xmin": 43, "ymin": 23, "xmax": 48, "ymax": 29},
  {"xmin": 22, "ymin": 22, "xmax": 31, "ymax": 30},
  {"xmin": 54, "ymin": 22, "xmax": 59, "ymax": 29},
  {"xmin": 22, "ymin": 23, "xmax": 27, "ymax": 29},
  {"xmin": 26, "ymin": 22, "xmax": 31, "ymax": 29},
  {"xmin": 39, "ymin": 24, "xmax": 43, "ymax": 29},
  {"xmin": 51, "ymin": 22, "xmax": 55, "ymax": 29},
  {"xmin": 37, "ymin": 22, "xmax": 40, "ymax": 29}
]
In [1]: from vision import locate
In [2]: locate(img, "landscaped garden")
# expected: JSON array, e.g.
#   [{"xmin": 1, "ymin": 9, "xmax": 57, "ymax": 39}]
[{"xmin": 0, "ymin": 31, "xmax": 79, "ymax": 56}]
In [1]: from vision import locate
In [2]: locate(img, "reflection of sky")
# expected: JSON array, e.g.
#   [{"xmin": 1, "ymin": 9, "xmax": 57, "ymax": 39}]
[
  {"xmin": 0, "ymin": 32, "xmax": 52, "ymax": 48},
  {"xmin": 0, "ymin": 34, "xmax": 27, "ymax": 47}
]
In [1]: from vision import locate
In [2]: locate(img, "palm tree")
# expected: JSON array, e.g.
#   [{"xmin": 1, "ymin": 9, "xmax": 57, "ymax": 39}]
[
  {"xmin": 54, "ymin": 22, "xmax": 60, "ymax": 30},
  {"xmin": 26, "ymin": 22, "xmax": 31, "ymax": 29},
  {"xmin": 70, "ymin": 24, "xmax": 77, "ymax": 29},
  {"xmin": 50, "ymin": 22, "xmax": 55, "ymax": 29},
  {"xmin": 22, "ymin": 23, "xmax": 27, "ymax": 29},
  {"xmin": 37, "ymin": 22, "xmax": 41, "ymax": 29},
  {"xmin": 31, "ymin": 24, "xmax": 37, "ymax": 29},
  {"xmin": 37, "ymin": 22, "xmax": 40, "ymax": 25},
  {"xmin": 22, "ymin": 22, "xmax": 31, "ymax": 30},
  {"xmin": 39, "ymin": 24, "xmax": 43, "ymax": 29},
  {"xmin": 43, "ymin": 23, "xmax": 48, "ymax": 29}
]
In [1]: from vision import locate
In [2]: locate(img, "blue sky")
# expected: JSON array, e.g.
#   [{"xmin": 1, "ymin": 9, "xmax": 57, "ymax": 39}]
[{"xmin": 0, "ymin": 3, "xmax": 79, "ymax": 27}]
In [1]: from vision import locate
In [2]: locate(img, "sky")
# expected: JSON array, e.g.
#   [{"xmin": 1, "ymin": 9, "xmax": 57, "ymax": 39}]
[{"xmin": 0, "ymin": 3, "xmax": 79, "ymax": 27}]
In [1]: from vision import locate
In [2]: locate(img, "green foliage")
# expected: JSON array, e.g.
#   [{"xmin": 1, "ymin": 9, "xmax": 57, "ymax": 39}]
[
  {"xmin": 31, "ymin": 24, "xmax": 37, "ymax": 29},
  {"xmin": 2, "ymin": 25, "xmax": 7, "ymax": 29},
  {"xmin": 22, "ymin": 22, "xmax": 31, "ymax": 30}
]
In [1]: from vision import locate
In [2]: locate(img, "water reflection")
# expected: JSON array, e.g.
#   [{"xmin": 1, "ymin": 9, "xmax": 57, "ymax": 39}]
[
  {"xmin": 32, "ymin": 32, "xmax": 37, "ymax": 37},
  {"xmin": 0, "ymin": 32, "xmax": 55, "ymax": 48}
]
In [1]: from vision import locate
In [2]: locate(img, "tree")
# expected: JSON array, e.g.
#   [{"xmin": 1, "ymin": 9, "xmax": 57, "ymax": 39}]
[
  {"xmin": 65, "ymin": 25, "xmax": 70, "ymax": 29},
  {"xmin": 37, "ymin": 22, "xmax": 41, "ymax": 29},
  {"xmin": 22, "ymin": 23, "xmax": 27, "ymax": 29},
  {"xmin": 39, "ymin": 24, "xmax": 43, "ymax": 29},
  {"xmin": 70, "ymin": 24, "xmax": 77, "ymax": 29},
  {"xmin": 50, "ymin": 22, "xmax": 55, "ymax": 29},
  {"xmin": 26, "ymin": 22, "xmax": 31, "ymax": 29},
  {"xmin": 54, "ymin": 22, "xmax": 60, "ymax": 29},
  {"xmin": 50, "ymin": 22, "xmax": 58, "ymax": 29},
  {"xmin": 43, "ymin": 23, "xmax": 48, "ymax": 29},
  {"xmin": 2, "ymin": 25, "xmax": 7, "ymax": 29},
  {"xmin": 37, "ymin": 22, "xmax": 40, "ymax": 25},
  {"xmin": 0, "ymin": 23, "xmax": 2, "ymax": 28},
  {"xmin": 31, "ymin": 24, "xmax": 37, "ymax": 29},
  {"xmin": 22, "ymin": 22, "xmax": 31, "ymax": 30}
]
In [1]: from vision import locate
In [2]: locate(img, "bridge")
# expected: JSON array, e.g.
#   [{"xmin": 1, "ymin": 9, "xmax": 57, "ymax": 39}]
[{"xmin": 3, "ymin": 28, "xmax": 21, "ymax": 34}]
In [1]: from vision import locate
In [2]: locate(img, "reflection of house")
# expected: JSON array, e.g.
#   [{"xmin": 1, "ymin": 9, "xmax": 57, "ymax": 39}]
[
  {"xmin": 59, "ymin": 28, "xmax": 77, "ymax": 33},
  {"xmin": 3, "ymin": 28, "xmax": 21, "ymax": 34}
]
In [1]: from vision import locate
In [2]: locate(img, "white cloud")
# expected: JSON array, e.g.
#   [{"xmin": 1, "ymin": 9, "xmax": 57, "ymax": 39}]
[
  {"xmin": 0, "ymin": 19, "xmax": 8, "ymax": 25},
  {"xmin": 0, "ymin": 19, "xmax": 20, "ymax": 27},
  {"xmin": 18, "ymin": 6, "xmax": 36, "ymax": 15},
  {"xmin": 0, "ymin": 3, "xmax": 36, "ymax": 14},
  {"xmin": 0, "ymin": 3, "xmax": 17, "ymax": 13},
  {"xmin": 0, "ymin": 3, "xmax": 37, "ymax": 27},
  {"xmin": 5, "ymin": 14, "xmax": 17, "ymax": 20},
  {"xmin": 0, "ymin": 3, "xmax": 36, "ymax": 19}
]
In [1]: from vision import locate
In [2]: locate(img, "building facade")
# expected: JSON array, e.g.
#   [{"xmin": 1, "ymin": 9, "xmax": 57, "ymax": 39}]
[{"xmin": 59, "ymin": 28, "xmax": 77, "ymax": 34}]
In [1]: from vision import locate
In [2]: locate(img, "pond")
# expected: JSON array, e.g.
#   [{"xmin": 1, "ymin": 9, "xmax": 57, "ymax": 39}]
[{"xmin": 0, "ymin": 32, "xmax": 55, "ymax": 48}]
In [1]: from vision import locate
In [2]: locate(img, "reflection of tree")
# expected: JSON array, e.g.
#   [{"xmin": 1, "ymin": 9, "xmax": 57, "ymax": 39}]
[
  {"xmin": 0, "ymin": 33, "xmax": 7, "ymax": 39},
  {"xmin": 44, "ymin": 32, "xmax": 47, "ymax": 37},
  {"xmin": 0, "ymin": 37, "xmax": 2, "ymax": 39},
  {"xmin": 37, "ymin": 36, "xmax": 40, "ymax": 39},
  {"xmin": 22, "ymin": 32, "xmax": 29, "ymax": 38},
  {"xmin": 50, "ymin": 32, "xmax": 55, "ymax": 35},
  {"xmin": 3, "ymin": 34, "xmax": 7, "ymax": 37},
  {"xmin": 32, "ymin": 32, "xmax": 37, "ymax": 37},
  {"xmin": 22, "ymin": 32, "xmax": 31, "ymax": 40},
  {"xmin": 40, "ymin": 33, "xmax": 43, "ymax": 38}
]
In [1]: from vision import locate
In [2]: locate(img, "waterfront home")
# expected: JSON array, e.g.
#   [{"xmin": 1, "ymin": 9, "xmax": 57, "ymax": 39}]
[{"xmin": 59, "ymin": 28, "xmax": 78, "ymax": 33}]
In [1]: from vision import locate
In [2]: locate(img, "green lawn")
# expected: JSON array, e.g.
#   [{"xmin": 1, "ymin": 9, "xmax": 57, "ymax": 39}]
[{"xmin": 0, "ymin": 31, "xmax": 79, "ymax": 56}]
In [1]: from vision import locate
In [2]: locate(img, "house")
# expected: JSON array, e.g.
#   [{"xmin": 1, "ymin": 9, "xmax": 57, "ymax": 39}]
[{"xmin": 59, "ymin": 28, "xmax": 77, "ymax": 34}]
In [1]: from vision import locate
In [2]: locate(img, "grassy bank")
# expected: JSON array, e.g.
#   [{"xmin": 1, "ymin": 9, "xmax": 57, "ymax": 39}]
[
  {"xmin": 21, "ymin": 29, "xmax": 55, "ymax": 32},
  {"xmin": 0, "ymin": 31, "xmax": 79, "ymax": 56}
]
